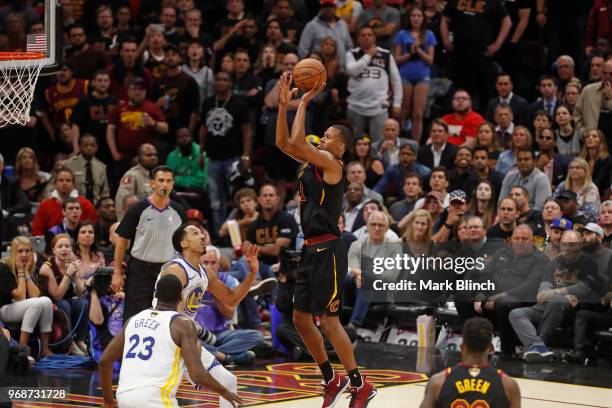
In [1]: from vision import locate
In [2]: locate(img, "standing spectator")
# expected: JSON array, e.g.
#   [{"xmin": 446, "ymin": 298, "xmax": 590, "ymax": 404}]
[
  {"xmin": 138, "ymin": 25, "xmax": 167, "ymax": 80},
  {"xmin": 346, "ymin": 26, "xmax": 402, "ymax": 143},
  {"xmin": 95, "ymin": 197, "xmax": 116, "ymax": 256},
  {"xmin": 108, "ymin": 39, "xmax": 154, "ymax": 102},
  {"xmin": 297, "ymin": 0, "xmax": 352, "ymax": 70},
  {"xmin": 496, "ymin": 126, "xmax": 533, "ymax": 174},
  {"xmin": 271, "ymin": 0, "xmax": 304, "ymax": 46},
  {"xmin": 441, "ymin": 90, "xmax": 485, "ymax": 149},
  {"xmin": 106, "ymin": 77, "xmax": 168, "ymax": 181},
  {"xmin": 374, "ymin": 143, "xmax": 431, "ymax": 199},
  {"xmin": 62, "ymin": 135, "xmax": 109, "ymax": 205},
  {"xmin": 215, "ymin": 17, "xmax": 263, "ymax": 66},
  {"xmin": 66, "ymin": 23, "xmax": 111, "ymax": 80},
  {"xmin": 44, "ymin": 198, "xmax": 81, "ymax": 253},
  {"xmin": 216, "ymin": 0, "xmax": 247, "ymax": 38},
  {"xmin": 586, "ymin": 54, "xmax": 606, "ymax": 84},
  {"xmin": 14, "ymin": 148, "xmax": 50, "ymax": 203},
  {"xmin": 574, "ymin": 59, "xmax": 612, "ymax": 139},
  {"xmin": 357, "ymin": 0, "xmax": 401, "ymax": 51},
  {"xmin": 499, "ymin": 148, "xmax": 552, "ymax": 211},
  {"xmin": 585, "ymin": 0, "xmax": 612, "ymax": 57},
  {"xmin": 40, "ymin": 63, "xmax": 89, "ymax": 144},
  {"xmin": 418, "ymin": 119, "xmax": 458, "ymax": 169},
  {"xmin": 38, "ymin": 234, "xmax": 89, "ymax": 356},
  {"xmin": 485, "ymin": 73, "xmax": 530, "ymax": 126},
  {"xmin": 553, "ymin": 105, "xmax": 581, "ymax": 157},
  {"xmin": 200, "ymin": 71, "xmax": 251, "ymax": 233},
  {"xmin": 264, "ymin": 18, "xmax": 297, "ymax": 60},
  {"xmin": 114, "ymin": 144, "xmax": 158, "ymax": 221},
  {"xmin": 159, "ymin": 6, "xmax": 181, "ymax": 45},
  {"xmin": 487, "ymin": 197, "xmax": 519, "ymax": 242},
  {"xmin": 183, "ymin": 39, "xmax": 215, "ymax": 112},
  {"xmin": 373, "ymin": 118, "xmax": 412, "ymax": 168},
  {"xmin": 111, "ymin": 166, "xmax": 188, "ymax": 322},
  {"xmin": 31, "ymin": 167, "xmax": 97, "ymax": 236},
  {"xmin": 528, "ymin": 75, "xmax": 561, "ymax": 124},
  {"xmin": 554, "ymin": 158, "xmax": 601, "ymax": 222},
  {"xmin": 71, "ymin": 70, "xmax": 118, "ymax": 163},
  {"xmin": 472, "ymin": 146, "xmax": 505, "ymax": 199},
  {"xmin": 0, "ymin": 237, "xmax": 53, "ymax": 357},
  {"xmin": 153, "ymin": 44, "xmax": 200, "ymax": 149},
  {"xmin": 440, "ymin": 0, "xmax": 512, "ymax": 108},
  {"xmin": 580, "ymin": 129, "xmax": 612, "ymax": 193},
  {"xmin": 90, "ymin": 5, "xmax": 117, "ymax": 52},
  {"xmin": 393, "ymin": 6, "xmax": 436, "ymax": 142},
  {"xmin": 179, "ymin": 8, "xmax": 215, "ymax": 55}
]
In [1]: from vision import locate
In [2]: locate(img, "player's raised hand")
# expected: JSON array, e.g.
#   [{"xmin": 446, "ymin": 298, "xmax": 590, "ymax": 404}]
[
  {"xmin": 245, "ymin": 245, "xmax": 260, "ymax": 276},
  {"xmin": 278, "ymin": 72, "xmax": 298, "ymax": 106},
  {"xmin": 301, "ymin": 79, "xmax": 326, "ymax": 103},
  {"xmin": 220, "ymin": 389, "xmax": 244, "ymax": 407}
]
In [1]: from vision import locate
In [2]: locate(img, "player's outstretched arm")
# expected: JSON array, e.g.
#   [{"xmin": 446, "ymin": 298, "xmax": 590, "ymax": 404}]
[
  {"xmin": 174, "ymin": 317, "xmax": 243, "ymax": 407},
  {"xmin": 275, "ymin": 72, "xmax": 303, "ymax": 162},
  {"xmin": 419, "ymin": 371, "xmax": 444, "ymax": 408},
  {"xmin": 99, "ymin": 324, "xmax": 127, "ymax": 408},
  {"xmin": 208, "ymin": 246, "xmax": 260, "ymax": 307},
  {"xmin": 503, "ymin": 374, "xmax": 522, "ymax": 408}
]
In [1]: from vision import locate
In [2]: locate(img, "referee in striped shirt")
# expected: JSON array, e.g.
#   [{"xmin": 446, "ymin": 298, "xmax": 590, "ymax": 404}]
[{"xmin": 111, "ymin": 165, "xmax": 188, "ymax": 322}]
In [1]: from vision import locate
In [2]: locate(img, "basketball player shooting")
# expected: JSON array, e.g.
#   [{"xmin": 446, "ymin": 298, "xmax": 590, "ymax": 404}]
[
  {"xmin": 275, "ymin": 71, "xmax": 377, "ymax": 408},
  {"xmin": 99, "ymin": 274, "xmax": 242, "ymax": 408},
  {"xmin": 420, "ymin": 318, "xmax": 521, "ymax": 408}
]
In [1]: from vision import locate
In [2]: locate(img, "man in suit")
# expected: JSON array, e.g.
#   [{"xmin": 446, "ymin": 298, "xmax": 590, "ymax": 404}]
[
  {"xmin": 418, "ymin": 119, "xmax": 458, "ymax": 170},
  {"xmin": 372, "ymin": 118, "xmax": 413, "ymax": 168},
  {"xmin": 486, "ymin": 73, "xmax": 529, "ymax": 126},
  {"xmin": 528, "ymin": 75, "xmax": 561, "ymax": 126}
]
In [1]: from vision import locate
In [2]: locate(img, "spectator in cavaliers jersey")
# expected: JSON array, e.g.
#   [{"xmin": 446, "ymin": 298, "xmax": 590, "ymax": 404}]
[
  {"xmin": 108, "ymin": 38, "xmax": 154, "ymax": 101},
  {"xmin": 71, "ymin": 70, "xmax": 118, "ymax": 162},
  {"xmin": 440, "ymin": 89, "xmax": 485, "ymax": 149},
  {"xmin": 137, "ymin": 24, "xmax": 167, "ymax": 81},
  {"xmin": 40, "ymin": 62, "xmax": 89, "ymax": 144},
  {"xmin": 153, "ymin": 44, "xmax": 200, "ymax": 142},
  {"xmin": 89, "ymin": 5, "xmax": 117, "ymax": 52},
  {"xmin": 31, "ymin": 167, "xmax": 97, "ymax": 236},
  {"xmin": 345, "ymin": 26, "xmax": 402, "ymax": 143},
  {"xmin": 106, "ymin": 77, "xmax": 168, "ymax": 184},
  {"xmin": 66, "ymin": 23, "xmax": 111, "ymax": 81},
  {"xmin": 199, "ymin": 71, "xmax": 251, "ymax": 233}
]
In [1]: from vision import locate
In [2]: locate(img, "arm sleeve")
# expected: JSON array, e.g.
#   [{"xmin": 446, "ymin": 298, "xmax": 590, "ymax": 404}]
[
  {"xmin": 115, "ymin": 201, "xmax": 146, "ymax": 241},
  {"xmin": 345, "ymin": 51, "xmax": 372, "ymax": 77}
]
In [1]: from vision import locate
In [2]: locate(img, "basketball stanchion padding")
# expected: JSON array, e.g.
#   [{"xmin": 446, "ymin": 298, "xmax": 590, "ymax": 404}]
[{"xmin": 0, "ymin": 52, "xmax": 46, "ymax": 127}]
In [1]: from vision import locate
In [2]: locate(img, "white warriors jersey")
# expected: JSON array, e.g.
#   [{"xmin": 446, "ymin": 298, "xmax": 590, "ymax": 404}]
[
  {"xmin": 117, "ymin": 309, "xmax": 185, "ymax": 403},
  {"xmin": 154, "ymin": 257, "xmax": 209, "ymax": 320}
]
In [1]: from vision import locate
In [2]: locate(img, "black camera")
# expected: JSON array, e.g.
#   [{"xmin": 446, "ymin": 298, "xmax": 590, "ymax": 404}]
[
  {"xmin": 278, "ymin": 248, "xmax": 301, "ymax": 281},
  {"xmin": 91, "ymin": 267, "xmax": 114, "ymax": 296}
]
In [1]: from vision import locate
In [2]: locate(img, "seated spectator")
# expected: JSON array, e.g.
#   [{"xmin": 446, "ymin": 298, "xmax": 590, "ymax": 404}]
[
  {"xmin": 467, "ymin": 181, "xmax": 497, "ymax": 230},
  {"xmin": 31, "ymin": 167, "xmax": 97, "ymax": 237},
  {"xmin": 61, "ymin": 135, "xmax": 109, "ymax": 205},
  {"xmin": 343, "ymin": 182, "xmax": 367, "ymax": 233},
  {"xmin": 0, "ymin": 237, "xmax": 53, "ymax": 357},
  {"xmin": 496, "ymin": 126, "xmax": 533, "ymax": 174},
  {"xmin": 563, "ymin": 81, "xmax": 582, "ymax": 113},
  {"xmin": 423, "ymin": 191, "xmax": 444, "ymax": 228},
  {"xmin": 414, "ymin": 166, "xmax": 450, "ymax": 210},
  {"xmin": 511, "ymin": 186, "xmax": 543, "ymax": 227},
  {"xmin": 45, "ymin": 198, "xmax": 82, "ymax": 253},
  {"xmin": 389, "ymin": 173, "xmax": 422, "ymax": 222},
  {"xmin": 352, "ymin": 200, "xmax": 399, "ymax": 241},
  {"xmin": 38, "ymin": 234, "xmax": 89, "ymax": 356},
  {"xmin": 114, "ymin": 144, "xmax": 158, "ymax": 220},
  {"xmin": 418, "ymin": 119, "xmax": 458, "ymax": 170},
  {"xmin": 432, "ymin": 189, "xmax": 469, "ymax": 242},
  {"xmin": 374, "ymin": 143, "xmax": 431, "ymax": 200},
  {"xmin": 461, "ymin": 224, "xmax": 549, "ymax": 356},
  {"xmin": 534, "ymin": 127, "xmax": 571, "ymax": 191},
  {"xmin": 441, "ymin": 89, "xmax": 485, "ymax": 149},
  {"xmin": 0, "ymin": 153, "xmax": 30, "ymax": 238},
  {"xmin": 532, "ymin": 110, "xmax": 553, "ymax": 143},
  {"xmin": 319, "ymin": 36, "xmax": 341, "ymax": 80},
  {"xmin": 183, "ymin": 39, "xmax": 215, "ymax": 112},
  {"xmin": 373, "ymin": 119, "xmax": 412, "ymax": 169},
  {"xmin": 487, "ymin": 197, "xmax": 519, "ymax": 242},
  {"xmin": 219, "ymin": 188, "xmax": 259, "ymax": 244},
  {"xmin": 533, "ymin": 198, "xmax": 564, "ymax": 248},
  {"xmin": 345, "ymin": 162, "xmax": 384, "ymax": 204},
  {"xmin": 553, "ymin": 105, "xmax": 581, "ymax": 157},
  {"xmin": 601, "ymin": 201, "xmax": 612, "ymax": 245},
  {"xmin": 14, "ymin": 148, "xmax": 50, "ymax": 202},
  {"xmin": 346, "ymin": 211, "xmax": 399, "ymax": 328},
  {"xmin": 95, "ymin": 197, "xmax": 116, "ymax": 258},
  {"xmin": 499, "ymin": 148, "xmax": 552, "ymax": 212},
  {"xmin": 543, "ymin": 217, "xmax": 572, "ymax": 260},
  {"xmin": 493, "ymin": 103, "xmax": 515, "ymax": 150},
  {"xmin": 347, "ymin": 134, "xmax": 384, "ymax": 188},
  {"xmin": 528, "ymin": 75, "xmax": 561, "ymax": 126},
  {"xmin": 197, "ymin": 246, "xmax": 264, "ymax": 366},
  {"xmin": 74, "ymin": 221, "xmax": 105, "ymax": 282},
  {"xmin": 554, "ymin": 55, "xmax": 577, "ymax": 90},
  {"xmin": 447, "ymin": 147, "xmax": 479, "ymax": 199},
  {"xmin": 475, "ymin": 123, "xmax": 502, "ymax": 170},
  {"xmin": 471, "ymin": 147, "xmax": 504, "ymax": 199},
  {"xmin": 574, "ymin": 58, "xmax": 612, "ymax": 137},
  {"xmin": 509, "ymin": 230, "xmax": 604, "ymax": 363},
  {"xmin": 580, "ymin": 129, "xmax": 612, "ymax": 193},
  {"xmin": 555, "ymin": 158, "xmax": 601, "ymax": 222},
  {"xmin": 402, "ymin": 209, "xmax": 433, "ymax": 255},
  {"xmin": 556, "ymin": 189, "xmax": 590, "ymax": 227}
]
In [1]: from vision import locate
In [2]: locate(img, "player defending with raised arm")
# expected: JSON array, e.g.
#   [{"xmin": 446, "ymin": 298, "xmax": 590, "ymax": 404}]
[
  {"xmin": 276, "ymin": 71, "xmax": 376, "ymax": 408},
  {"xmin": 154, "ymin": 222, "xmax": 260, "ymax": 408},
  {"xmin": 99, "ymin": 274, "xmax": 242, "ymax": 408},
  {"xmin": 420, "ymin": 317, "xmax": 521, "ymax": 408}
]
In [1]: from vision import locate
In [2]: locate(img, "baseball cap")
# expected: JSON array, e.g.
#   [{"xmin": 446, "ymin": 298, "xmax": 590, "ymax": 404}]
[
  {"xmin": 550, "ymin": 217, "xmax": 573, "ymax": 231},
  {"xmin": 425, "ymin": 191, "xmax": 444, "ymax": 204},
  {"xmin": 186, "ymin": 209, "xmax": 204, "ymax": 221},
  {"xmin": 449, "ymin": 190, "xmax": 467, "ymax": 204},
  {"xmin": 557, "ymin": 190, "xmax": 578, "ymax": 201},
  {"xmin": 128, "ymin": 76, "xmax": 147, "ymax": 88},
  {"xmin": 320, "ymin": 0, "xmax": 336, "ymax": 6},
  {"xmin": 579, "ymin": 222, "xmax": 604, "ymax": 237}
]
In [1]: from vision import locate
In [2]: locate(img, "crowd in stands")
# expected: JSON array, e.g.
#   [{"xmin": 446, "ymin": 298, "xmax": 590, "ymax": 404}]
[{"xmin": 0, "ymin": 0, "xmax": 611, "ymax": 370}]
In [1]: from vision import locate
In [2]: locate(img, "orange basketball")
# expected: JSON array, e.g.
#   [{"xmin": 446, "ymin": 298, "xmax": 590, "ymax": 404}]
[{"xmin": 292, "ymin": 58, "xmax": 327, "ymax": 92}]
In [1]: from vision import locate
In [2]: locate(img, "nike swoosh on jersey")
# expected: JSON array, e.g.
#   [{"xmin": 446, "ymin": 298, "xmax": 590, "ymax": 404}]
[{"xmin": 316, "ymin": 248, "xmax": 327, "ymax": 253}]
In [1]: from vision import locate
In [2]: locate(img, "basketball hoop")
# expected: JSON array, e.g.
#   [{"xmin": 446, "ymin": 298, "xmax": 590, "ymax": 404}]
[{"xmin": 0, "ymin": 52, "xmax": 46, "ymax": 127}]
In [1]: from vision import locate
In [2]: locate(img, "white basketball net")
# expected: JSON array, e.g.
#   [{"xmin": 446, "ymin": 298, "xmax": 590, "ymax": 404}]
[{"xmin": 0, "ymin": 57, "xmax": 45, "ymax": 127}]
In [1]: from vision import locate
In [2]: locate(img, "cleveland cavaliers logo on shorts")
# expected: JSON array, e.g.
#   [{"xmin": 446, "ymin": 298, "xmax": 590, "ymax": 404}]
[{"xmin": 328, "ymin": 299, "xmax": 340, "ymax": 313}]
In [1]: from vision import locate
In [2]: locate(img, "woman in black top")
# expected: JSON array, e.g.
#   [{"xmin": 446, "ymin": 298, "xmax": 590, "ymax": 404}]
[
  {"xmin": 580, "ymin": 128, "xmax": 612, "ymax": 193},
  {"xmin": 347, "ymin": 135, "xmax": 384, "ymax": 188}
]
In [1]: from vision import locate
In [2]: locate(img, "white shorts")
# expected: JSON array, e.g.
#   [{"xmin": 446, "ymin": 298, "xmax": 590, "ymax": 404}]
[
  {"xmin": 184, "ymin": 345, "xmax": 222, "ymax": 386},
  {"xmin": 117, "ymin": 386, "xmax": 178, "ymax": 408}
]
